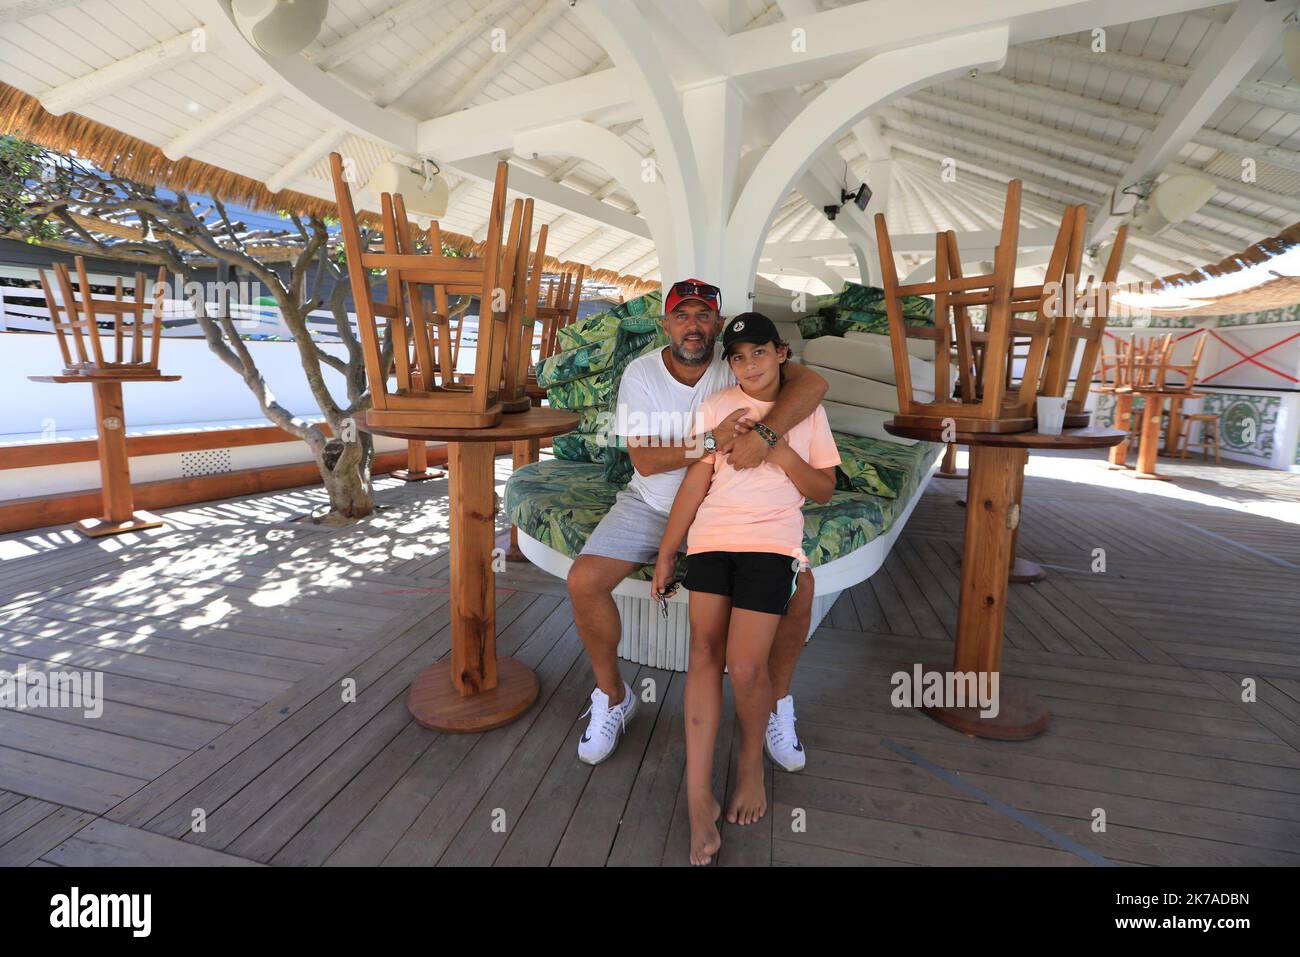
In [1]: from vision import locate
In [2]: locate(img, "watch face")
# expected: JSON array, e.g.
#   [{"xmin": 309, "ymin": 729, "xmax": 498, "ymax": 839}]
[{"xmin": 704, "ymin": 432, "xmax": 716, "ymax": 453}]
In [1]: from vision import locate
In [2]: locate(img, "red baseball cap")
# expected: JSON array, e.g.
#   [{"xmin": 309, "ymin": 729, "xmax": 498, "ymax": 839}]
[{"xmin": 665, "ymin": 278, "xmax": 721, "ymax": 315}]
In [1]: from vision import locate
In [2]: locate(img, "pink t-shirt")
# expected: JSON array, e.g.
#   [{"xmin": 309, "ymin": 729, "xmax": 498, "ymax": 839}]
[{"xmin": 686, "ymin": 385, "xmax": 841, "ymax": 558}]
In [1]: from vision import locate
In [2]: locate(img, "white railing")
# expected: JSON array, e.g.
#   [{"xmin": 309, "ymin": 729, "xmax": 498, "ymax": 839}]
[{"xmin": 0, "ymin": 286, "xmax": 558, "ymax": 378}]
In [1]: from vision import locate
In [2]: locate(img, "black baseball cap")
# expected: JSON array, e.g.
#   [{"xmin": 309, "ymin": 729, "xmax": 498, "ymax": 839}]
[{"xmin": 722, "ymin": 311, "xmax": 782, "ymax": 356}]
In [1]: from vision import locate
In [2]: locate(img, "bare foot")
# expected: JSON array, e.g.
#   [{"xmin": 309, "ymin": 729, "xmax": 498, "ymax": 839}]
[
  {"xmin": 689, "ymin": 794, "xmax": 722, "ymax": 866},
  {"xmin": 726, "ymin": 759, "xmax": 767, "ymax": 825}
]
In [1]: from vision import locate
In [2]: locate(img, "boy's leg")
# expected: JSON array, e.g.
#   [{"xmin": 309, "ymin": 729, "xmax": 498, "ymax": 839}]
[
  {"xmin": 768, "ymin": 569, "xmax": 813, "ymax": 704},
  {"xmin": 685, "ymin": 591, "xmax": 730, "ymax": 865},
  {"xmin": 567, "ymin": 552, "xmax": 641, "ymax": 703},
  {"xmin": 726, "ymin": 607, "xmax": 783, "ymax": 825}
]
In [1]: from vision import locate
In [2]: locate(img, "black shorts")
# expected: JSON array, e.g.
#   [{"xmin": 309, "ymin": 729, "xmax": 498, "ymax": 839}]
[{"xmin": 684, "ymin": 551, "xmax": 799, "ymax": 615}]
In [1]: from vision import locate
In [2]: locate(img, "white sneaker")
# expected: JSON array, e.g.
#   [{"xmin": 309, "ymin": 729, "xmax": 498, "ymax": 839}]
[
  {"xmin": 577, "ymin": 681, "xmax": 638, "ymax": 765},
  {"xmin": 765, "ymin": 694, "xmax": 806, "ymax": 772}
]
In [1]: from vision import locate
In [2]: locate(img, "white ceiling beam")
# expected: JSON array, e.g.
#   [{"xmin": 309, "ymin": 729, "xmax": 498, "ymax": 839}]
[
  {"xmin": 890, "ymin": 151, "xmax": 1245, "ymax": 264},
  {"xmin": 417, "ymin": 70, "xmax": 635, "ymax": 162},
  {"xmin": 374, "ymin": 0, "xmax": 518, "ymax": 107},
  {"xmin": 39, "ymin": 27, "xmax": 208, "ymax": 115},
  {"xmin": 163, "ymin": 85, "xmax": 279, "ymax": 161},
  {"xmin": 637, "ymin": 0, "xmax": 731, "ymax": 70},
  {"xmin": 311, "ymin": 0, "xmax": 434, "ymax": 71},
  {"xmin": 881, "ymin": 109, "xmax": 1116, "ymax": 192},
  {"xmin": 623, "ymin": 248, "xmax": 660, "ymax": 274},
  {"xmin": 893, "ymin": 154, "xmax": 1069, "ymax": 227},
  {"xmin": 451, "ymin": 155, "xmax": 651, "ymax": 239},
  {"xmin": 0, "ymin": 0, "xmax": 81, "ymax": 23},
  {"xmin": 201, "ymin": 0, "xmax": 415, "ymax": 153},
  {"xmin": 440, "ymin": 2, "xmax": 570, "ymax": 113},
  {"xmin": 726, "ymin": 0, "xmax": 1213, "ymax": 93},
  {"xmin": 883, "ymin": 110, "xmax": 1297, "ymax": 230},
  {"xmin": 765, "ymin": 226, "xmax": 1060, "ymax": 260},
  {"xmin": 762, "ymin": 257, "xmax": 847, "ymax": 293},
  {"xmin": 1089, "ymin": 1, "xmax": 1290, "ymax": 248},
  {"xmin": 1022, "ymin": 37, "xmax": 1300, "ymax": 116},
  {"xmin": 904, "ymin": 90, "xmax": 1300, "ymax": 211},
  {"xmin": 265, "ymin": 127, "xmax": 348, "ymax": 195},
  {"xmin": 590, "ymin": 236, "xmax": 643, "ymax": 270},
  {"xmin": 556, "ymin": 226, "xmax": 608, "ymax": 260}
]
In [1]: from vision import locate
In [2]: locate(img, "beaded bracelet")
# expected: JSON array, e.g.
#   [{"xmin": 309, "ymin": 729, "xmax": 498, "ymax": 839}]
[{"xmin": 753, "ymin": 422, "xmax": 779, "ymax": 447}]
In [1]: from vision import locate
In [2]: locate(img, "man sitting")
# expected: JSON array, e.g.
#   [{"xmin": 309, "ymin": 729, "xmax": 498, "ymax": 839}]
[{"xmin": 566, "ymin": 278, "xmax": 829, "ymax": 770}]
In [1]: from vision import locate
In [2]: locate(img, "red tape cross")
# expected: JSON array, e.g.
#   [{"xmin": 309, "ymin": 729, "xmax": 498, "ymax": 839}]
[{"xmin": 1200, "ymin": 329, "xmax": 1300, "ymax": 385}]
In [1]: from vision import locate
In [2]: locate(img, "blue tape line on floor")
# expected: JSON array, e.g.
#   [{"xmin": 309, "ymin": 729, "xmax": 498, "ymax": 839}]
[
  {"xmin": 882, "ymin": 736, "xmax": 1114, "ymax": 867},
  {"xmin": 1162, "ymin": 515, "xmax": 1298, "ymax": 570}
]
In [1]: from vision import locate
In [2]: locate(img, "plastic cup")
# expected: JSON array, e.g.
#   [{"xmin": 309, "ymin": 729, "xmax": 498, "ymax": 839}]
[{"xmin": 1037, "ymin": 396, "xmax": 1067, "ymax": 436}]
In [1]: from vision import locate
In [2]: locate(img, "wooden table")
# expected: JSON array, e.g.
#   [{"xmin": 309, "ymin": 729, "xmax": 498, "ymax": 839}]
[
  {"xmin": 29, "ymin": 372, "xmax": 181, "ymax": 537},
  {"xmin": 1130, "ymin": 388, "xmax": 1204, "ymax": 481},
  {"xmin": 885, "ymin": 422, "xmax": 1125, "ymax": 739},
  {"xmin": 357, "ymin": 406, "xmax": 578, "ymax": 733}
]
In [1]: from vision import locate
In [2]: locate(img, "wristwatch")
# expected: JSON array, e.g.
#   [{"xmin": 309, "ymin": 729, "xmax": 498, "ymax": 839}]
[{"xmin": 702, "ymin": 431, "xmax": 717, "ymax": 454}]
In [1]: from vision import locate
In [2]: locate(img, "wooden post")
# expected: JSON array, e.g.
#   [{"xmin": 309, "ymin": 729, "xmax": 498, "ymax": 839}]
[
  {"xmin": 448, "ymin": 440, "xmax": 497, "ymax": 695},
  {"xmin": 92, "ymin": 380, "xmax": 132, "ymax": 525},
  {"xmin": 955, "ymin": 445, "xmax": 1022, "ymax": 675},
  {"xmin": 1133, "ymin": 392, "xmax": 1171, "ymax": 480},
  {"xmin": 935, "ymin": 441, "xmax": 966, "ymax": 479},
  {"xmin": 498, "ymin": 437, "xmax": 539, "ymax": 562},
  {"xmin": 1007, "ymin": 452, "xmax": 1046, "ymax": 583},
  {"xmin": 1107, "ymin": 391, "xmax": 1133, "ymax": 469},
  {"xmin": 392, "ymin": 439, "xmax": 444, "ymax": 482}
]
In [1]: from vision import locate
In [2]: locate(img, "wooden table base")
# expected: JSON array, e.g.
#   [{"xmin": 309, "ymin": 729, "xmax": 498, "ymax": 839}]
[
  {"xmin": 358, "ymin": 406, "xmax": 577, "ymax": 735},
  {"xmin": 29, "ymin": 374, "xmax": 181, "ymax": 539},
  {"xmin": 78, "ymin": 511, "xmax": 165, "ymax": 538},
  {"xmin": 885, "ymin": 423, "xmax": 1124, "ymax": 743},
  {"xmin": 407, "ymin": 658, "xmax": 539, "ymax": 733},
  {"xmin": 934, "ymin": 442, "xmax": 967, "ymax": 479},
  {"xmin": 392, "ymin": 440, "xmax": 445, "ymax": 481},
  {"xmin": 1009, "ymin": 558, "xmax": 1047, "ymax": 583},
  {"xmin": 921, "ymin": 673, "xmax": 1051, "ymax": 741}
]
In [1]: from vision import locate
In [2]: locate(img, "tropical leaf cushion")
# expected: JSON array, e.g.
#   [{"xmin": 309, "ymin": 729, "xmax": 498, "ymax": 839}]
[
  {"xmin": 547, "ymin": 375, "xmax": 613, "ymax": 411},
  {"xmin": 551, "ymin": 431, "xmax": 607, "ymax": 463},
  {"xmin": 801, "ymin": 281, "xmax": 935, "ymax": 341},
  {"xmin": 600, "ymin": 315, "xmax": 668, "ymax": 485},
  {"xmin": 535, "ymin": 335, "xmax": 618, "ymax": 388},
  {"xmin": 831, "ymin": 432, "xmax": 933, "ymax": 498},
  {"xmin": 610, "ymin": 289, "xmax": 663, "ymax": 320},
  {"xmin": 506, "ymin": 438, "xmax": 940, "ymax": 581},
  {"xmin": 556, "ymin": 311, "xmax": 620, "ymax": 352}
]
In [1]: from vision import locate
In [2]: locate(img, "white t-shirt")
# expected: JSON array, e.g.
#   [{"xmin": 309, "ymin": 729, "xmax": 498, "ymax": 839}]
[{"xmin": 613, "ymin": 343, "xmax": 737, "ymax": 513}]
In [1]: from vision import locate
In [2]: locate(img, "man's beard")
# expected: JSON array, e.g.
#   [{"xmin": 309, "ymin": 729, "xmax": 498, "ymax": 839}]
[{"xmin": 670, "ymin": 333, "xmax": 714, "ymax": 366}]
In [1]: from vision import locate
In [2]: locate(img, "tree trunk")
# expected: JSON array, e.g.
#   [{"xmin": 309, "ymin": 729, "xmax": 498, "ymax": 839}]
[{"xmin": 314, "ymin": 435, "xmax": 375, "ymax": 524}]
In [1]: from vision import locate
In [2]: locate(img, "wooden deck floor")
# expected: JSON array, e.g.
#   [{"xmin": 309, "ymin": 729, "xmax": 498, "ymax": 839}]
[{"xmin": 1, "ymin": 449, "xmax": 1298, "ymax": 866}]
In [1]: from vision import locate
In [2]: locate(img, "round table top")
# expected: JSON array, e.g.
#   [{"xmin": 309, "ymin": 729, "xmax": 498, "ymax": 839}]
[
  {"xmin": 885, "ymin": 421, "xmax": 1126, "ymax": 450},
  {"xmin": 28, "ymin": 373, "xmax": 182, "ymax": 383},
  {"xmin": 357, "ymin": 405, "xmax": 579, "ymax": 442}
]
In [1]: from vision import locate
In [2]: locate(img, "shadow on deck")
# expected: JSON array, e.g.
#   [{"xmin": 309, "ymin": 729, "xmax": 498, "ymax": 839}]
[{"xmin": 0, "ymin": 449, "xmax": 1297, "ymax": 866}]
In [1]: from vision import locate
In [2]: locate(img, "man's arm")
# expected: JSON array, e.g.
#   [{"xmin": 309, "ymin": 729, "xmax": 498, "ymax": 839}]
[
  {"xmin": 628, "ymin": 406, "xmax": 752, "ymax": 476},
  {"xmin": 729, "ymin": 361, "xmax": 829, "ymax": 470}
]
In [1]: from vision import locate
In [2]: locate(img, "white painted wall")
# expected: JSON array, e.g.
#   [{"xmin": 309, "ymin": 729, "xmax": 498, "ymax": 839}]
[{"xmin": 2, "ymin": 332, "xmax": 356, "ymax": 436}]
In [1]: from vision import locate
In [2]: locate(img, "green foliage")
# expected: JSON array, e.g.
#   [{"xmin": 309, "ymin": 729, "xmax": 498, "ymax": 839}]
[{"xmin": 0, "ymin": 136, "xmax": 57, "ymax": 241}]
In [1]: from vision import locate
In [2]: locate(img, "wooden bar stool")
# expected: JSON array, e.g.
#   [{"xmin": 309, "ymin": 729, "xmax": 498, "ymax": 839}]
[
  {"xmin": 1181, "ymin": 412, "xmax": 1221, "ymax": 464},
  {"xmin": 1155, "ymin": 331, "xmax": 1208, "ymax": 456},
  {"xmin": 31, "ymin": 257, "xmax": 180, "ymax": 536},
  {"xmin": 39, "ymin": 258, "xmax": 167, "ymax": 376},
  {"xmin": 330, "ymin": 151, "xmax": 518, "ymax": 429}
]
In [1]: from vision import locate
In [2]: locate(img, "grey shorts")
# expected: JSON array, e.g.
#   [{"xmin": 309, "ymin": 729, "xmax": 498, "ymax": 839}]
[{"xmin": 580, "ymin": 489, "xmax": 681, "ymax": 565}]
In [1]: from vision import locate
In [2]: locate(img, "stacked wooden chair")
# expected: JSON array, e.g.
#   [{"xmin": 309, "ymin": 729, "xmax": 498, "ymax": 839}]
[
  {"xmin": 38, "ymin": 258, "xmax": 167, "ymax": 376},
  {"xmin": 536, "ymin": 263, "xmax": 586, "ymax": 364},
  {"xmin": 875, "ymin": 179, "xmax": 1093, "ymax": 434},
  {"xmin": 330, "ymin": 152, "xmax": 538, "ymax": 429}
]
